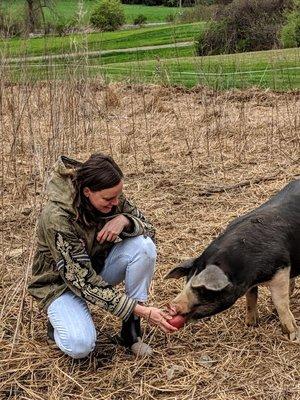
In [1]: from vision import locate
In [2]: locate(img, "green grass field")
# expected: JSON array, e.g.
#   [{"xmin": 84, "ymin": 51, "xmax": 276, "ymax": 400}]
[
  {"xmin": 1, "ymin": 4, "xmax": 299, "ymax": 91},
  {"xmin": 123, "ymin": 4, "xmax": 179, "ymax": 23},
  {"xmin": 1, "ymin": 0, "xmax": 179, "ymax": 24},
  {"xmin": 98, "ymin": 48, "xmax": 300, "ymax": 90},
  {"xmin": 86, "ymin": 44, "xmax": 195, "ymax": 64},
  {"xmin": 3, "ymin": 48, "xmax": 299, "ymax": 91},
  {"xmin": 6, "ymin": 44, "xmax": 195, "ymax": 68},
  {"xmin": 1, "ymin": 23, "xmax": 203, "ymax": 57}
]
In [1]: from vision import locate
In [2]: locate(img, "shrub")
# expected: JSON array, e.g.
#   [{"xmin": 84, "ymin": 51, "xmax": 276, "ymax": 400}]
[
  {"xmin": 162, "ymin": 0, "xmax": 179, "ymax": 5},
  {"xmin": 122, "ymin": 0, "xmax": 161, "ymax": 5},
  {"xmin": 165, "ymin": 12, "xmax": 176, "ymax": 22},
  {"xmin": 196, "ymin": 0, "xmax": 293, "ymax": 55},
  {"xmin": 196, "ymin": 20, "xmax": 228, "ymax": 55},
  {"xmin": 90, "ymin": 0, "xmax": 125, "ymax": 31},
  {"xmin": 0, "ymin": 5, "xmax": 25, "ymax": 37},
  {"xmin": 280, "ymin": 0, "xmax": 300, "ymax": 47},
  {"xmin": 52, "ymin": 15, "xmax": 74, "ymax": 36},
  {"xmin": 122, "ymin": 0, "xmax": 195, "ymax": 5},
  {"xmin": 178, "ymin": 4, "xmax": 216, "ymax": 23},
  {"xmin": 172, "ymin": 0, "xmax": 197, "ymax": 4},
  {"xmin": 133, "ymin": 14, "xmax": 147, "ymax": 25},
  {"xmin": 214, "ymin": 0, "xmax": 233, "ymax": 4}
]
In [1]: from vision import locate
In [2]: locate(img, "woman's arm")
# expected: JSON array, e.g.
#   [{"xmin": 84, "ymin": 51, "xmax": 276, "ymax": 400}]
[
  {"xmin": 117, "ymin": 194, "xmax": 156, "ymax": 240},
  {"xmin": 133, "ymin": 303, "xmax": 178, "ymax": 334},
  {"xmin": 42, "ymin": 212, "xmax": 136, "ymax": 320}
]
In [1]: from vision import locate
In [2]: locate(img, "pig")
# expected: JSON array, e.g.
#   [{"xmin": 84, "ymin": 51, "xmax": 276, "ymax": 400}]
[{"xmin": 165, "ymin": 179, "xmax": 300, "ymax": 341}]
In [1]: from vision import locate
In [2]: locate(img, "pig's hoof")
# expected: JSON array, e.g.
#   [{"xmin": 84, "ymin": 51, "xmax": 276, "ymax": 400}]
[
  {"xmin": 288, "ymin": 330, "xmax": 300, "ymax": 342},
  {"xmin": 245, "ymin": 313, "xmax": 258, "ymax": 326}
]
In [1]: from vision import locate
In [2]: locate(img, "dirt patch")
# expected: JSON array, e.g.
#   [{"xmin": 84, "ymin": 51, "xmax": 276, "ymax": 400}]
[{"xmin": 1, "ymin": 81, "xmax": 299, "ymax": 400}]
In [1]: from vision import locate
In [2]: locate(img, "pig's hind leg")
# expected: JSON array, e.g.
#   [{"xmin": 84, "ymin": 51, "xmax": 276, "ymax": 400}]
[
  {"xmin": 269, "ymin": 267, "xmax": 299, "ymax": 342},
  {"xmin": 245, "ymin": 286, "xmax": 258, "ymax": 326}
]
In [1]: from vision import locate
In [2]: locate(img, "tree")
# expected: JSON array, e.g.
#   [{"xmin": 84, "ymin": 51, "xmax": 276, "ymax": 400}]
[
  {"xmin": 280, "ymin": 0, "xmax": 300, "ymax": 47},
  {"xmin": 25, "ymin": 0, "xmax": 55, "ymax": 33},
  {"xmin": 25, "ymin": 0, "xmax": 39, "ymax": 32}
]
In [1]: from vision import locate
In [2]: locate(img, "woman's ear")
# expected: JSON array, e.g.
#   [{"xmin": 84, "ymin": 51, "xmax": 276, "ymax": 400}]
[{"xmin": 83, "ymin": 187, "xmax": 91, "ymax": 198}]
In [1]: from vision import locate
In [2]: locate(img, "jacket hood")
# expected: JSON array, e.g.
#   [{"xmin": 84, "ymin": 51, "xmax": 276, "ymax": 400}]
[{"xmin": 47, "ymin": 156, "xmax": 82, "ymax": 215}]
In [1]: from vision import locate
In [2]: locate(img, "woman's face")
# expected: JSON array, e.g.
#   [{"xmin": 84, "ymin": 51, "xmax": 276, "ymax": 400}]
[{"xmin": 83, "ymin": 180, "xmax": 123, "ymax": 213}]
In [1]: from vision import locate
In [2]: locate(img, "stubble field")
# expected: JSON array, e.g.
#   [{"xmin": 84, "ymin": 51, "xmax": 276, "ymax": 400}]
[{"xmin": 0, "ymin": 79, "xmax": 299, "ymax": 399}]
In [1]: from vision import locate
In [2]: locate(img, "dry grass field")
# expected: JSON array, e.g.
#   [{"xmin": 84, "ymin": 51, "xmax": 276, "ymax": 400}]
[{"xmin": 0, "ymin": 78, "xmax": 299, "ymax": 400}]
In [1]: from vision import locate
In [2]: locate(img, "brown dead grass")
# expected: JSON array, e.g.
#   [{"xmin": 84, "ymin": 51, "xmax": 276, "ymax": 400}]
[{"xmin": 0, "ymin": 81, "xmax": 300, "ymax": 400}]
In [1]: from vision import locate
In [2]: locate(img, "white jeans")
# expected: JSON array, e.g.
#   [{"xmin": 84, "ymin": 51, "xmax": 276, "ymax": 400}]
[{"xmin": 47, "ymin": 236, "xmax": 156, "ymax": 359}]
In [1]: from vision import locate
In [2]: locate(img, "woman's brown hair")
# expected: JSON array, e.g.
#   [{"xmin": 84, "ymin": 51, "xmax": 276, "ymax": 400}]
[{"xmin": 73, "ymin": 153, "xmax": 123, "ymax": 225}]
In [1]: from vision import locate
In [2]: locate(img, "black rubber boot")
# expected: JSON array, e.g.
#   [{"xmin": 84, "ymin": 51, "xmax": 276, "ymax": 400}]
[
  {"xmin": 120, "ymin": 314, "xmax": 152, "ymax": 356},
  {"xmin": 121, "ymin": 314, "xmax": 139, "ymax": 347},
  {"xmin": 47, "ymin": 320, "xmax": 55, "ymax": 343}
]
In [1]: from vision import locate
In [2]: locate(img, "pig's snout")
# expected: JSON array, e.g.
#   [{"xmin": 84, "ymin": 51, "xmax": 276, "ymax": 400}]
[
  {"xmin": 170, "ymin": 289, "xmax": 197, "ymax": 315},
  {"xmin": 170, "ymin": 299, "xmax": 190, "ymax": 315}
]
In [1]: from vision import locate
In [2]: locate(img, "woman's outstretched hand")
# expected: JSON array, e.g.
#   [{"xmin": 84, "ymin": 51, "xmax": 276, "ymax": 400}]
[
  {"xmin": 97, "ymin": 215, "xmax": 130, "ymax": 243},
  {"xmin": 133, "ymin": 304, "xmax": 178, "ymax": 334}
]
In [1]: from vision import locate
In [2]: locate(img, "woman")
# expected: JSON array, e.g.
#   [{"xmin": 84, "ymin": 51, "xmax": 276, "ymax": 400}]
[{"xmin": 28, "ymin": 153, "xmax": 177, "ymax": 358}]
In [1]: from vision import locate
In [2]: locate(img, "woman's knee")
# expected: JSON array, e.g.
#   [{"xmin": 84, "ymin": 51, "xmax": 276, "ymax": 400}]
[
  {"xmin": 132, "ymin": 236, "xmax": 157, "ymax": 261},
  {"xmin": 59, "ymin": 331, "xmax": 96, "ymax": 359},
  {"xmin": 47, "ymin": 291, "xmax": 96, "ymax": 359}
]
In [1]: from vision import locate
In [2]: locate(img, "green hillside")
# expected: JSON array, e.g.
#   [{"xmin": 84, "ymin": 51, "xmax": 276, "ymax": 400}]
[
  {"xmin": 1, "ymin": 23, "xmax": 203, "ymax": 57},
  {"xmin": 99, "ymin": 48, "xmax": 300, "ymax": 90},
  {"xmin": 3, "ymin": 47, "xmax": 299, "ymax": 91}
]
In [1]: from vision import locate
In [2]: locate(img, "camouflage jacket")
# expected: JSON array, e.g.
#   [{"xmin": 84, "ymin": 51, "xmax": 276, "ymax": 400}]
[{"xmin": 27, "ymin": 156, "xmax": 155, "ymax": 320}]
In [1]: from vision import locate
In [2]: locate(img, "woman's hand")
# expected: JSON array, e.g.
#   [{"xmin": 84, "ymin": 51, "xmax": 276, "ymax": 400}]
[
  {"xmin": 166, "ymin": 304, "xmax": 178, "ymax": 316},
  {"xmin": 133, "ymin": 304, "xmax": 178, "ymax": 334},
  {"xmin": 97, "ymin": 215, "xmax": 130, "ymax": 244}
]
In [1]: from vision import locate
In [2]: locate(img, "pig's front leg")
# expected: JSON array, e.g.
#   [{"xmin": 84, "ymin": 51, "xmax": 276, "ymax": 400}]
[
  {"xmin": 245, "ymin": 286, "xmax": 258, "ymax": 326},
  {"xmin": 269, "ymin": 267, "xmax": 299, "ymax": 342},
  {"xmin": 289, "ymin": 278, "xmax": 295, "ymax": 297}
]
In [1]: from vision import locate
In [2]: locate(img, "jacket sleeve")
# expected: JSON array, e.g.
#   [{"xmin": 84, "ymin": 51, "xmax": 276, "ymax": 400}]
[
  {"xmin": 41, "ymin": 211, "xmax": 136, "ymax": 320},
  {"xmin": 117, "ymin": 194, "xmax": 156, "ymax": 241}
]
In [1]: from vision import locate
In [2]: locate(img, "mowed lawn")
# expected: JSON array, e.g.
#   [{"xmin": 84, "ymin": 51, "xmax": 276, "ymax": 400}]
[
  {"xmin": 37, "ymin": 47, "xmax": 299, "ymax": 90},
  {"xmin": 1, "ymin": 23, "xmax": 203, "ymax": 57},
  {"xmin": 1, "ymin": 6, "xmax": 298, "ymax": 92},
  {"xmin": 1, "ymin": 0, "xmax": 179, "ymax": 24},
  {"xmin": 98, "ymin": 47, "xmax": 300, "ymax": 90},
  {"xmin": 4, "ymin": 47, "xmax": 299, "ymax": 91}
]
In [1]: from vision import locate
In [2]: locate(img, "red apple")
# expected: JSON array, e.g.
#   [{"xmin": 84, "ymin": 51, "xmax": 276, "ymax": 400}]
[{"xmin": 168, "ymin": 315, "xmax": 187, "ymax": 329}]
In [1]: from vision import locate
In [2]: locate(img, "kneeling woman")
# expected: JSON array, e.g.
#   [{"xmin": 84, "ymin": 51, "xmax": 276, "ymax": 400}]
[{"xmin": 28, "ymin": 153, "xmax": 177, "ymax": 358}]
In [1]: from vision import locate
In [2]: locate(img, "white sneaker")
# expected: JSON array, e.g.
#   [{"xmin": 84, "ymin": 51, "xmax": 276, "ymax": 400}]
[{"xmin": 130, "ymin": 337, "xmax": 153, "ymax": 356}]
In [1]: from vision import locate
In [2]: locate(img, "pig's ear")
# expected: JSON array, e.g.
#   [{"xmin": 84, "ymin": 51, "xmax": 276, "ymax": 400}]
[
  {"xmin": 191, "ymin": 264, "xmax": 230, "ymax": 290},
  {"xmin": 164, "ymin": 258, "xmax": 195, "ymax": 279}
]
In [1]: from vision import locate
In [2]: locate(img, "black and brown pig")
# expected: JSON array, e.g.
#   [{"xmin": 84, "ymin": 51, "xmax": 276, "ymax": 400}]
[{"xmin": 166, "ymin": 179, "xmax": 300, "ymax": 341}]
